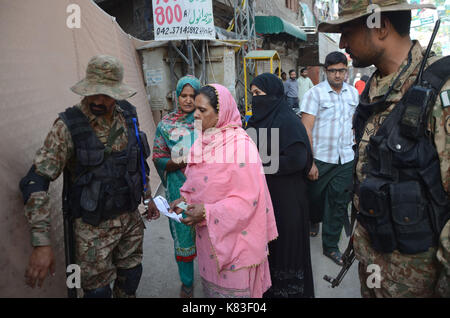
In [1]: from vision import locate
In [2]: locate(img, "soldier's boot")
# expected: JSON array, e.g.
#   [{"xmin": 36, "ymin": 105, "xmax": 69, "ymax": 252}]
[
  {"xmin": 113, "ymin": 264, "xmax": 143, "ymax": 298},
  {"xmin": 83, "ymin": 285, "xmax": 112, "ymax": 298}
]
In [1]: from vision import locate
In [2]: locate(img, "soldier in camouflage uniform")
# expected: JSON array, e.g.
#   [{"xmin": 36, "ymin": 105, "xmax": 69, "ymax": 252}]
[
  {"xmin": 319, "ymin": 0, "xmax": 450, "ymax": 297},
  {"xmin": 21, "ymin": 55, "xmax": 160, "ymax": 297}
]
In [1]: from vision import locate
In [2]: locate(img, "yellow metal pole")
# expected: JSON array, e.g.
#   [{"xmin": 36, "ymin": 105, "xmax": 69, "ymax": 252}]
[{"xmin": 270, "ymin": 58, "xmax": 273, "ymax": 74}]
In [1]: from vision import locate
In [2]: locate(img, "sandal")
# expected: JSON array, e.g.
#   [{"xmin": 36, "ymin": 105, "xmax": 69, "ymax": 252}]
[
  {"xmin": 180, "ymin": 284, "xmax": 194, "ymax": 298},
  {"xmin": 310, "ymin": 223, "xmax": 319, "ymax": 237},
  {"xmin": 323, "ymin": 250, "xmax": 344, "ymax": 266}
]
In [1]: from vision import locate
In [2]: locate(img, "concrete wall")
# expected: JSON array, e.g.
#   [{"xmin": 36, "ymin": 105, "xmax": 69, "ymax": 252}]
[
  {"xmin": 139, "ymin": 41, "xmax": 238, "ymax": 124},
  {"xmin": 256, "ymin": 0, "xmax": 319, "ymax": 26},
  {"xmin": 256, "ymin": 0, "xmax": 306, "ymax": 26}
]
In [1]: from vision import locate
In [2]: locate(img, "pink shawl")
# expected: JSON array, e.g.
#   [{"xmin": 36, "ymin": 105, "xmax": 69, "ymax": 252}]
[{"xmin": 180, "ymin": 84, "xmax": 278, "ymax": 272}]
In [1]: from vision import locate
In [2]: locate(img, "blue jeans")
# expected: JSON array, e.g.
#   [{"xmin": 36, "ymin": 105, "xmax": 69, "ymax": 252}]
[{"xmin": 286, "ymin": 96, "xmax": 299, "ymax": 109}]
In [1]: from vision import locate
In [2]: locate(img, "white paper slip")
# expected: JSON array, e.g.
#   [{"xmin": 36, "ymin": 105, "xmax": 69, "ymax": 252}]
[{"xmin": 153, "ymin": 195, "xmax": 183, "ymax": 223}]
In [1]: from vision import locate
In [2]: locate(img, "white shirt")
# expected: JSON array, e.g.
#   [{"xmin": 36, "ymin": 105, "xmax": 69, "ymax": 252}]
[
  {"xmin": 297, "ymin": 76, "xmax": 314, "ymax": 104},
  {"xmin": 300, "ymin": 80, "xmax": 359, "ymax": 164}
]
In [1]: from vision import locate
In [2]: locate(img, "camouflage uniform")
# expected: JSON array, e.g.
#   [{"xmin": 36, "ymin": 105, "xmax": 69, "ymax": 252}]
[
  {"xmin": 25, "ymin": 100, "xmax": 145, "ymax": 293},
  {"xmin": 436, "ymin": 221, "xmax": 450, "ymax": 298},
  {"xmin": 23, "ymin": 55, "xmax": 146, "ymax": 296},
  {"xmin": 353, "ymin": 41, "xmax": 450, "ymax": 298}
]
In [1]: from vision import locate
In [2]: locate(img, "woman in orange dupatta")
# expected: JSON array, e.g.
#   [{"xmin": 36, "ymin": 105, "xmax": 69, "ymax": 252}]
[{"xmin": 171, "ymin": 84, "xmax": 278, "ymax": 298}]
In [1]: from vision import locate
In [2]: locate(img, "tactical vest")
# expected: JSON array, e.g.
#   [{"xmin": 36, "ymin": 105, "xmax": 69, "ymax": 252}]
[
  {"xmin": 353, "ymin": 56, "xmax": 450, "ymax": 255},
  {"xmin": 59, "ymin": 101, "xmax": 150, "ymax": 226}
]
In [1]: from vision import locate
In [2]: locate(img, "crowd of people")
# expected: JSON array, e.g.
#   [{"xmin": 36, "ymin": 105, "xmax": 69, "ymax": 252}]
[
  {"xmin": 19, "ymin": 0, "xmax": 449, "ymax": 299},
  {"xmin": 156, "ymin": 49, "xmax": 359, "ymax": 297}
]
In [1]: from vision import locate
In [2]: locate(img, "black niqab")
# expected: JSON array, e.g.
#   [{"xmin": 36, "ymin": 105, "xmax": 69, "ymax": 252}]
[{"xmin": 247, "ymin": 73, "xmax": 312, "ymax": 173}]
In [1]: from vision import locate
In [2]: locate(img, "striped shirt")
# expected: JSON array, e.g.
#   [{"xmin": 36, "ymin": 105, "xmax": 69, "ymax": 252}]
[{"xmin": 300, "ymin": 80, "xmax": 359, "ymax": 164}]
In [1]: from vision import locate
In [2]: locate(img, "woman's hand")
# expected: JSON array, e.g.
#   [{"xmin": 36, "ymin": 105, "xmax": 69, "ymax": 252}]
[
  {"xmin": 165, "ymin": 159, "xmax": 187, "ymax": 172},
  {"xmin": 181, "ymin": 204, "xmax": 206, "ymax": 226},
  {"xmin": 170, "ymin": 197, "xmax": 187, "ymax": 215}
]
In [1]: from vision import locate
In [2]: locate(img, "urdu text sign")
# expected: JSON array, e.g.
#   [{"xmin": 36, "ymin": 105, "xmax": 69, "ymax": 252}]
[{"xmin": 152, "ymin": 0, "xmax": 216, "ymax": 41}]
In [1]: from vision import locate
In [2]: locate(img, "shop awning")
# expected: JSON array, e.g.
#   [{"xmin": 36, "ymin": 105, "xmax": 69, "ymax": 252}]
[
  {"xmin": 245, "ymin": 50, "xmax": 280, "ymax": 60},
  {"xmin": 255, "ymin": 16, "xmax": 307, "ymax": 41}
]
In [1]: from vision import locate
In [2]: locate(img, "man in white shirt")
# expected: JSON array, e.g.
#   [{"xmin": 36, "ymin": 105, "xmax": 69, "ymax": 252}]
[
  {"xmin": 300, "ymin": 51, "xmax": 359, "ymax": 266},
  {"xmin": 297, "ymin": 67, "xmax": 314, "ymax": 106}
]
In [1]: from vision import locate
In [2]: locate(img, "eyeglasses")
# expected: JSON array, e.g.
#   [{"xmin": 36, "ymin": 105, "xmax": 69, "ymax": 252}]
[{"xmin": 326, "ymin": 68, "xmax": 348, "ymax": 75}]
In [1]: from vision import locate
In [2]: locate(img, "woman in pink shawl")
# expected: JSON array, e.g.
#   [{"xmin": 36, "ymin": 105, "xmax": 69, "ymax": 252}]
[{"xmin": 171, "ymin": 84, "xmax": 278, "ymax": 298}]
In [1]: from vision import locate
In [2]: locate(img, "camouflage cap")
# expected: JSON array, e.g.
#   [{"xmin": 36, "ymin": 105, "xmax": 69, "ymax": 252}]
[
  {"xmin": 318, "ymin": 0, "xmax": 436, "ymax": 33},
  {"xmin": 71, "ymin": 55, "xmax": 136, "ymax": 100}
]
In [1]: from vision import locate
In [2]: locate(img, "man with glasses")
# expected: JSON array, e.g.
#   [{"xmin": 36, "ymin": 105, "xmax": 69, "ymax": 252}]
[{"xmin": 300, "ymin": 52, "xmax": 359, "ymax": 266}]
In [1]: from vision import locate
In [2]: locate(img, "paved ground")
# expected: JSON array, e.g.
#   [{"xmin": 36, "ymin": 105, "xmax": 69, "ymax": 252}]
[{"xmin": 137, "ymin": 187, "xmax": 361, "ymax": 298}]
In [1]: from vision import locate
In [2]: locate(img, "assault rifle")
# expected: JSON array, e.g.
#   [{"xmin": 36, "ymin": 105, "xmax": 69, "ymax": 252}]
[
  {"xmin": 323, "ymin": 203, "xmax": 356, "ymax": 288},
  {"xmin": 62, "ymin": 169, "xmax": 77, "ymax": 298},
  {"xmin": 323, "ymin": 236, "xmax": 356, "ymax": 288}
]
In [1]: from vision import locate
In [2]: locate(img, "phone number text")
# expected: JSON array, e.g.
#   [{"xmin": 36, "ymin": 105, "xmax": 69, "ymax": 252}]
[{"xmin": 155, "ymin": 26, "xmax": 214, "ymax": 36}]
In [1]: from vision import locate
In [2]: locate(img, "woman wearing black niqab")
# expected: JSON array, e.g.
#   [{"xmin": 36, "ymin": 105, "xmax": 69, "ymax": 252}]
[{"xmin": 246, "ymin": 73, "xmax": 315, "ymax": 298}]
